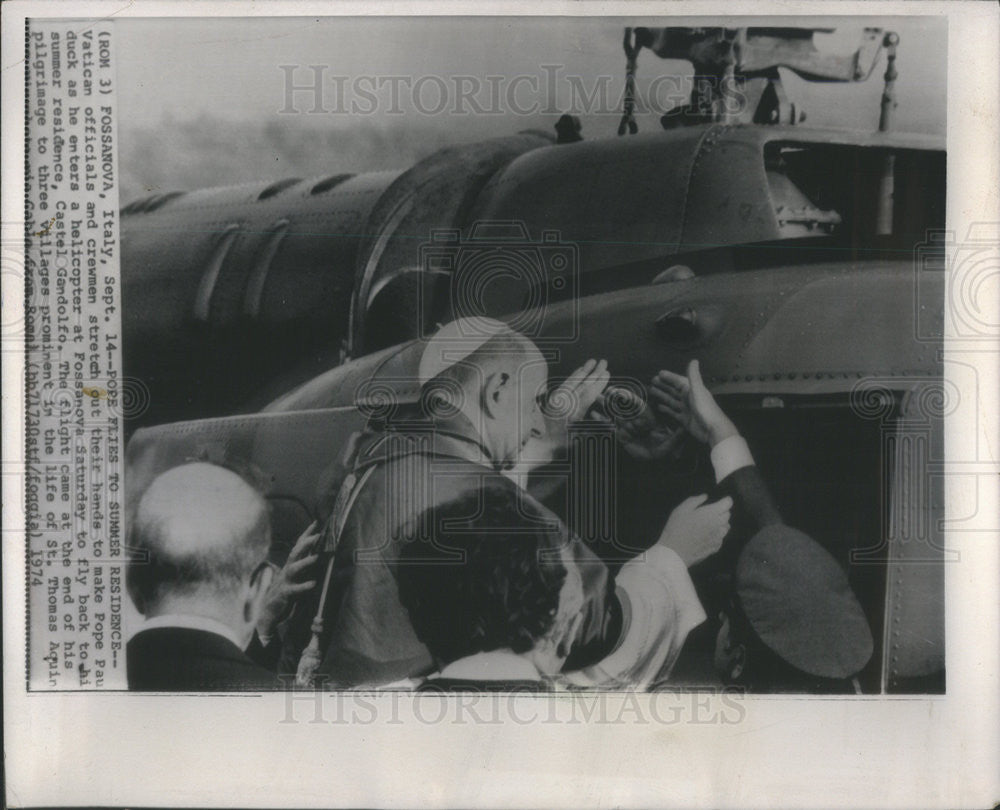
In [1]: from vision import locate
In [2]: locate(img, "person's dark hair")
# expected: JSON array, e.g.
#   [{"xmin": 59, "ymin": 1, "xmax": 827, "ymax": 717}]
[
  {"xmin": 723, "ymin": 596, "xmax": 854, "ymax": 694},
  {"xmin": 397, "ymin": 485, "xmax": 567, "ymax": 666}
]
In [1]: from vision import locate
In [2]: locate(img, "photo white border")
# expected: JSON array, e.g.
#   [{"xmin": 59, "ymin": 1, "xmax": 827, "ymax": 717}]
[{"xmin": 3, "ymin": 2, "xmax": 997, "ymax": 807}]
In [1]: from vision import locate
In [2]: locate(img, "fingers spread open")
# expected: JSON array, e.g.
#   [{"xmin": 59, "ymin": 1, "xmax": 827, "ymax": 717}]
[
  {"xmin": 288, "ymin": 538, "xmax": 319, "ymax": 565},
  {"xmin": 286, "ymin": 554, "xmax": 320, "ymax": 577},
  {"xmin": 653, "ymin": 368, "xmax": 683, "ymax": 381},
  {"xmin": 654, "ymin": 368, "xmax": 689, "ymax": 388},
  {"xmin": 649, "ymin": 386, "xmax": 686, "ymax": 411}
]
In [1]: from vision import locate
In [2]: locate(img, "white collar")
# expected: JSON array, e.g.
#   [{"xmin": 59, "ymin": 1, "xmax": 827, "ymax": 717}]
[
  {"xmin": 137, "ymin": 613, "xmax": 246, "ymax": 651},
  {"xmin": 438, "ymin": 649, "xmax": 541, "ymax": 681}
]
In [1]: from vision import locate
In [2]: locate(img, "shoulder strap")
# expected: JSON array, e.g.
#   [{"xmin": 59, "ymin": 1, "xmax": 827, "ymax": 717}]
[
  {"xmin": 295, "ymin": 460, "xmax": 378, "ymax": 688},
  {"xmin": 320, "ymin": 463, "xmax": 378, "ymax": 555}
]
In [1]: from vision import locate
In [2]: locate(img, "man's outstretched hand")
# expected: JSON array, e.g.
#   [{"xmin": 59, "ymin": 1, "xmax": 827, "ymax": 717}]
[
  {"xmin": 594, "ymin": 385, "xmax": 686, "ymax": 461},
  {"xmin": 658, "ymin": 493, "xmax": 733, "ymax": 567},
  {"xmin": 256, "ymin": 521, "xmax": 321, "ymax": 642},
  {"xmin": 650, "ymin": 359, "xmax": 738, "ymax": 447},
  {"xmin": 544, "ymin": 357, "xmax": 739, "ymax": 460}
]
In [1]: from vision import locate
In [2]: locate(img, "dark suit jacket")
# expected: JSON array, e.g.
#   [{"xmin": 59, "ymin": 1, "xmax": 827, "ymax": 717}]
[{"xmin": 127, "ymin": 627, "xmax": 280, "ymax": 691}]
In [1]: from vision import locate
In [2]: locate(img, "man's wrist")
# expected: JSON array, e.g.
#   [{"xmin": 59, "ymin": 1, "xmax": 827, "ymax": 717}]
[
  {"xmin": 646, "ymin": 543, "xmax": 691, "ymax": 572},
  {"xmin": 709, "ymin": 434, "xmax": 755, "ymax": 483},
  {"xmin": 707, "ymin": 417, "xmax": 739, "ymax": 447},
  {"xmin": 660, "ymin": 541, "xmax": 695, "ymax": 569}
]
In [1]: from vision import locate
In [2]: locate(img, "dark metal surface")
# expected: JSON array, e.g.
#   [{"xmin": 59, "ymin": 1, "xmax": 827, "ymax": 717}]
[
  {"xmin": 265, "ymin": 261, "xmax": 942, "ymax": 412},
  {"xmin": 119, "ymin": 124, "xmax": 942, "ymax": 425},
  {"xmin": 121, "ymin": 170, "xmax": 400, "ymax": 425}
]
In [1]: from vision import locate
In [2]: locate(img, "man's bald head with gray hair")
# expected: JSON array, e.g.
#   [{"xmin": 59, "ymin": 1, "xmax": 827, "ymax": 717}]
[
  {"xmin": 423, "ymin": 328, "xmax": 541, "ymax": 405},
  {"xmin": 127, "ymin": 462, "xmax": 272, "ymax": 616},
  {"xmin": 418, "ymin": 319, "xmax": 550, "ymax": 470}
]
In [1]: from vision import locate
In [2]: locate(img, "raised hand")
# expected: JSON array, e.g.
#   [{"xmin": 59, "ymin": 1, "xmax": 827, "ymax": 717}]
[
  {"xmin": 657, "ymin": 493, "xmax": 733, "ymax": 567},
  {"xmin": 545, "ymin": 358, "xmax": 611, "ymax": 424},
  {"xmin": 650, "ymin": 359, "xmax": 738, "ymax": 446},
  {"xmin": 256, "ymin": 520, "xmax": 321, "ymax": 640},
  {"xmin": 595, "ymin": 385, "xmax": 685, "ymax": 461}
]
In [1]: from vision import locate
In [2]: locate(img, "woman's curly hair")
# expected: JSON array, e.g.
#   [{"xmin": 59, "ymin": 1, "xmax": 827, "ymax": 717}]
[{"xmin": 397, "ymin": 484, "xmax": 568, "ymax": 666}]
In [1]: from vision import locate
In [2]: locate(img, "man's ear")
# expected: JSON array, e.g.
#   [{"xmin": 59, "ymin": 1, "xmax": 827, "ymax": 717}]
[
  {"xmin": 481, "ymin": 370, "xmax": 511, "ymax": 419},
  {"xmin": 728, "ymin": 643, "xmax": 747, "ymax": 682}
]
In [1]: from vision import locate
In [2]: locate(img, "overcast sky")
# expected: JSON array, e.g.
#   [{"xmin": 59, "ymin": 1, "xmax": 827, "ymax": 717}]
[{"xmin": 114, "ymin": 16, "xmax": 947, "ymax": 201}]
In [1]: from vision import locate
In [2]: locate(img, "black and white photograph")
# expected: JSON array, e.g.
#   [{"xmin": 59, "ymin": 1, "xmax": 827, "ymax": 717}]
[
  {"xmin": 117, "ymin": 14, "xmax": 947, "ymax": 695},
  {"xmin": 4, "ymin": 3, "xmax": 999, "ymax": 808}
]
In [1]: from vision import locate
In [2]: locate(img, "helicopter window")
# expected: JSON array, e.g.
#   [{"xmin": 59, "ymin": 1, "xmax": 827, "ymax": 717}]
[
  {"xmin": 257, "ymin": 177, "xmax": 302, "ymax": 201},
  {"xmin": 243, "ymin": 221, "xmax": 290, "ymax": 318},
  {"xmin": 193, "ymin": 224, "xmax": 241, "ymax": 322},
  {"xmin": 764, "ymin": 145, "xmax": 843, "ymax": 238},
  {"xmin": 310, "ymin": 173, "xmax": 354, "ymax": 195},
  {"xmin": 764, "ymin": 143, "xmax": 945, "ymax": 247}
]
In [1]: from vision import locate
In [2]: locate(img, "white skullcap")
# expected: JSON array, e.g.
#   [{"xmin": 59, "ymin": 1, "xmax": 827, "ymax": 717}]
[{"xmin": 417, "ymin": 317, "xmax": 515, "ymax": 385}]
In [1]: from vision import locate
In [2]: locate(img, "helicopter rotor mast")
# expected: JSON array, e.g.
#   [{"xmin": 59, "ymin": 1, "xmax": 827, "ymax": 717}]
[{"xmin": 622, "ymin": 26, "xmax": 898, "ymax": 131}]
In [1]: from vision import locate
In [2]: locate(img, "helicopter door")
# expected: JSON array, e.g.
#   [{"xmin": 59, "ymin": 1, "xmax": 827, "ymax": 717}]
[{"xmin": 879, "ymin": 384, "xmax": 947, "ymax": 693}]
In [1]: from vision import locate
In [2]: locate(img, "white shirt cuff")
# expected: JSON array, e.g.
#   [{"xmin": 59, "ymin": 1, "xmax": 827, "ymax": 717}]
[{"xmin": 710, "ymin": 434, "xmax": 754, "ymax": 483}]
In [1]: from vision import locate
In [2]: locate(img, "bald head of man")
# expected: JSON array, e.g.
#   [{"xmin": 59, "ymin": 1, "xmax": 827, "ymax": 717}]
[
  {"xmin": 127, "ymin": 462, "xmax": 274, "ymax": 648},
  {"xmin": 421, "ymin": 322, "xmax": 549, "ymax": 471}
]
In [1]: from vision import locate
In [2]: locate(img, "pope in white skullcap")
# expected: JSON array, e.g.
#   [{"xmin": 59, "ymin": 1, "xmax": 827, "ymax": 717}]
[{"xmin": 417, "ymin": 316, "xmax": 518, "ymax": 385}]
